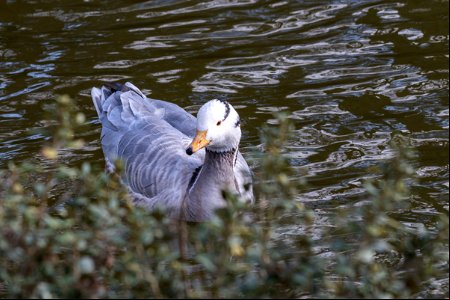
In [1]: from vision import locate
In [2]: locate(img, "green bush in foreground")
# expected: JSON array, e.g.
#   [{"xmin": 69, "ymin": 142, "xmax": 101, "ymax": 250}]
[{"xmin": 0, "ymin": 95, "xmax": 448, "ymax": 298}]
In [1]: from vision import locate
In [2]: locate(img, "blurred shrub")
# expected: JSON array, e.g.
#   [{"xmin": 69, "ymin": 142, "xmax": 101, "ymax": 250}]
[
  {"xmin": 327, "ymin": 134, "xmax": 449, "ymax": 298},
  {"xmin": 0, "ymin": 96, "xmax": 448, "ymax": 298}
]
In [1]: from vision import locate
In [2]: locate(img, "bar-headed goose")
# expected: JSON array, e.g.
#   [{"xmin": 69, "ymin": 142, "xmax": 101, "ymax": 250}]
[{"xmin": 91, "ymin": 82, "xmax": 253, "ymax": 221}]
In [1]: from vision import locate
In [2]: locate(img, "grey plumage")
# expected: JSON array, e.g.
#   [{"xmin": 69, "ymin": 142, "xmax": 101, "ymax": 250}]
[{"xmin": 91, "ymin": 82, "xmax": 254, "ymax": 221}]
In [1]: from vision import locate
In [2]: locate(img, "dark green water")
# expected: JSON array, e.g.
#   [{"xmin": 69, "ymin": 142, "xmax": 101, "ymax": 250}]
[{"xmin": 0, "ymin": 0, "xmax": 448, "ymax": 287}]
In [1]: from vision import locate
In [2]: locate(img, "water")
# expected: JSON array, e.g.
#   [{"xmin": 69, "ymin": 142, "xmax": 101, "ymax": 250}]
[{"xmin": 0, "ymin": 0, "xmax": 448, "ymax": 283}]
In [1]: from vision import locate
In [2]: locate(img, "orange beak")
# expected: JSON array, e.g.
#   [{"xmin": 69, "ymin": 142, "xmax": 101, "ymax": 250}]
[{"xmin": 186, "ymin": 130, "xmax": 209, "ymax": 155}]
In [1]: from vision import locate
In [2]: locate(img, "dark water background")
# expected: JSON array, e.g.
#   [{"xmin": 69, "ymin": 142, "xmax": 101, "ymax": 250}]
[{"xmin": 0, "ymin": 0, "xmax": 448, "ymax": 291}]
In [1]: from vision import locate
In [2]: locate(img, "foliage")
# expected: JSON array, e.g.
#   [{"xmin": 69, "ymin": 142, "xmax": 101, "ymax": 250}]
[
  {"xmin": 0, "ymin": 96, "xmax": 448, "ymax": 298},
  {"xmin": 327, "ymin": 134, "xmax": 449, "ymax": 298}
]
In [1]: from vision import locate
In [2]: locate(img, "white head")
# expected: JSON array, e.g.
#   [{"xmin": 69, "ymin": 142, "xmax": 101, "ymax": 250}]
[{"xmin": 186, "ymin": 99, "xmax": 241, "ymax": 155}]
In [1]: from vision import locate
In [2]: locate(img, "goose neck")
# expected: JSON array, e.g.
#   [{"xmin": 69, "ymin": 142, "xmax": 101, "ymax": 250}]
[{"xmin": 184, "ymin": 147, "xmax": 238, "ymax": 221}]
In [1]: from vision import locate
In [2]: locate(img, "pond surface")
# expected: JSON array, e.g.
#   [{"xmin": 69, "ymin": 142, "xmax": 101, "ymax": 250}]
[{"xmin": 0, "ymin": 0, "xmax": 448, "ymax": 280}]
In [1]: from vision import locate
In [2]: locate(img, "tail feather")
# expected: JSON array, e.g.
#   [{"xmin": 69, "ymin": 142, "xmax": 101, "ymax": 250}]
[
  {"xmin": 124, "ymin": 82, "xmax": 146, "ymax": 99},
  {"xmin": 91, "ymin": 87, "xmax": 104, "ymax": 117},
  {"xmin": 91, "ymin": 82, "xmax": 147, "ymax": 118}
]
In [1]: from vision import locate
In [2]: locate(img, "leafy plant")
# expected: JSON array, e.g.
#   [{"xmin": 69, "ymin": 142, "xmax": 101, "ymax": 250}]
[{"xmin": 0, "ymin": 96, "xmax": 448, "ymax": 298}]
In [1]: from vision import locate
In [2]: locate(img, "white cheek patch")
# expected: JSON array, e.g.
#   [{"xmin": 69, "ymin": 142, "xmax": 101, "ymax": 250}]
[{"xmin": 197, "ymin": 111, "xmax": 213, "ymax": 131}]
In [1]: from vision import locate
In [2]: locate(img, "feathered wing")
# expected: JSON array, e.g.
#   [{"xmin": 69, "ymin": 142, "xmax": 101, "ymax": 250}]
[
  {"xmin": 234, "ymin": 152, "xmax": 254, "ymax": 203},
  {"xmin": 91, "ymin": 83, "xmax": 203, "ymax": 216},
  {"xmin": 150, "ymin": 99, "xmax": 197, "ymax": 138}
]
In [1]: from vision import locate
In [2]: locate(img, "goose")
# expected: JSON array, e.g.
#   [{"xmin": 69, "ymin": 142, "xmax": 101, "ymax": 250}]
[{"xmin": 91, "ymin": 82, "xmax": 254, "ymax": 221}]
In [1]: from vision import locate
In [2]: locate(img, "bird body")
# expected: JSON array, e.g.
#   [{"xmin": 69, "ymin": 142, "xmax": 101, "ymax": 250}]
[{"xmin": 91, "ymin": 82, "xmax": 253, "ymax": 221}]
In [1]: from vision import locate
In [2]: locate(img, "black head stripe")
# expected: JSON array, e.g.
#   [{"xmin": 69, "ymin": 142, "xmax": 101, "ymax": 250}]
[
  {"xmin": 234, "ymin": 117, "xmax": 240, "ymax": 128},
  {"xmin": 218, "ymin": 99, "xmax": 230, "ymax": 121}
]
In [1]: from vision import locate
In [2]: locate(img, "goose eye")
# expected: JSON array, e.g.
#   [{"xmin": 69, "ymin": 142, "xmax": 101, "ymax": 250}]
[{"xmin": 216, "ymin": 120, "xmax": 222, "ymax": 126}]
